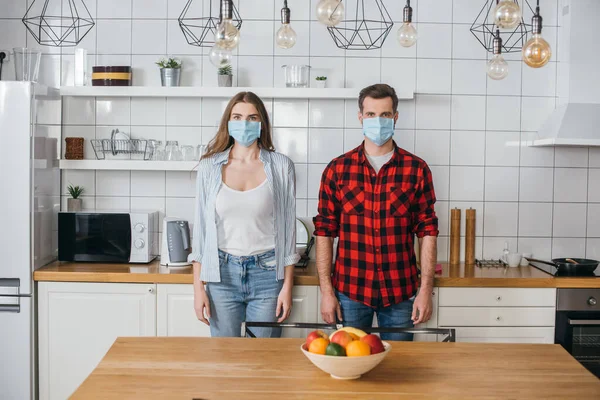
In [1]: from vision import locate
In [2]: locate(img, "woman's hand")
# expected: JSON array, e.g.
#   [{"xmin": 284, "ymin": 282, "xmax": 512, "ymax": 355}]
[
  {"xmin": 194, "ymin": 285, "xmax": 211, "ymax": 326},
  {"xmin": 276, "ymin": 284, "xmax": 293, "ymax": 323}
]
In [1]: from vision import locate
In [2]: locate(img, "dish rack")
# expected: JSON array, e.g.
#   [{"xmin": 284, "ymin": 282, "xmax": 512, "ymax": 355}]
[{"xmin": 91, "ymin": 129, "xmax": 151, "ymax": 160}]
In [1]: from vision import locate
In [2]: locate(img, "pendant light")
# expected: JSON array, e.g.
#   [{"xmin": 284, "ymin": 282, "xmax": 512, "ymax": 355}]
[
  {"xmin": 315, "ymin": 0, "xmax": 344, "ymax": 27},
  {"xmin": 179, "ymin": 0, "xmax": 242, "ymax": 48},
  {"xmin": 493, "ymin": 0, "xmax": 522, "ymax": 29},
  {"xmin": 522, "ymin": 0, "xmax": 551, "ymax": 68},
  {"xmin": 214, "ymin": 0, "xmax": 240, "ymax": 50},
  {"xmin": 397, "ymin": 0, "xmax": 417, "ymax": 48},
  {"xmin": 276, "ymin": 0, "xmax": 297, "ymax": 49},
  {"xmin": 487, "ymin": 29, "xmax": 509, "ymax": 80}
]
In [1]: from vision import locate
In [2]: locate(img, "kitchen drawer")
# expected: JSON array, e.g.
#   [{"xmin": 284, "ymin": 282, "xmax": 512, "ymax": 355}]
[
  {"xmin": 453, "ymin": 327, "xmax": 555, "ymax": 344},
  {"xmin": 438, "ymin": 288, "xmax": 556, "ymax": 307},
  {"xmin": 438, "ymin": 307, "xmax": 555, "ymax": 327}
]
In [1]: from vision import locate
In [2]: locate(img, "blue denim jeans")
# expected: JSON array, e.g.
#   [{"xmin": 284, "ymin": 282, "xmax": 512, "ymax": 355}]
[
  {"xmin": 206, "ymin": 249, "xmax": 283, "ymax": 338},
  {"xmin": 336, "ymin": 291, "xmax": 415, "ymax": 341}
]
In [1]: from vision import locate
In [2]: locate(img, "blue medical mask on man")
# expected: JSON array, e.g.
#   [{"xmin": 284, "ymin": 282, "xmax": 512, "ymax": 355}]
[
  {"xmin": 362, "ymin": 117, "xmax": 395, "ymax": 147},
  {"xmin": 228, "ymin": 121, "xmax": 261, "ymax": 147}
]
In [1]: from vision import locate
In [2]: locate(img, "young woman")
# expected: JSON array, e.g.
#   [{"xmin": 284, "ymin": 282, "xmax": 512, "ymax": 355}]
[{"xmin": 189, "ymin": 91, "xmax": 300, "ymax": 338}]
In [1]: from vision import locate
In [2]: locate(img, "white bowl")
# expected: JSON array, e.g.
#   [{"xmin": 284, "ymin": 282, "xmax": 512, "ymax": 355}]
[{"xmin": 300, "ymin": 342, "xmax": 391, "ymax": 380}]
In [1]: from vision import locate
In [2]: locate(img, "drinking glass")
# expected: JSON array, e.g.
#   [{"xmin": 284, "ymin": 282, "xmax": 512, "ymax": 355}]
[
  {"xmin": 195, "ymin": 145, "xmax": 206, "ymax": 160},
  {"xmin": 13, "ymin": 48, "xmax": 42, "ymax": 82},
  {"xmin": 181, "ymin": 145, "xmax": 195, "ymax": 161},
  {"xmin": 166, "ymin": 141, "xmax": 182, "ymax": 161}
]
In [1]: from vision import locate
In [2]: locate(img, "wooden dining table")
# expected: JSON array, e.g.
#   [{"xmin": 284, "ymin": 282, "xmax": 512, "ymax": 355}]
[{"xmin": 71, "ymin": 337, "xmax": 600, "ymax": 399}]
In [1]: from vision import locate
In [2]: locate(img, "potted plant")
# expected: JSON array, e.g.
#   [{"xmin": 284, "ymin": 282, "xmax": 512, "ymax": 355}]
[
  {"xmin": 67, "ymin": 184, "xmax": 84, "ymax": 212},
  {"xmin": 218, "ymin": 64, "xmax": 233, "ymax": 87},
  {"xmin": 315, "ymin": 76, "xmax": 327, "ymax": 88},
  {"xmin": 156, "ymin": 57, "xmax": 182, "ymax": 87}
]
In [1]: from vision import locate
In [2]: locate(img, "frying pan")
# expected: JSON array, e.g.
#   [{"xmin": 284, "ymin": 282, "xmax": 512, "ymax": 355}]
[{"xmin": 527, "ymin": 257, "xmax": 599, "ymax": 274}]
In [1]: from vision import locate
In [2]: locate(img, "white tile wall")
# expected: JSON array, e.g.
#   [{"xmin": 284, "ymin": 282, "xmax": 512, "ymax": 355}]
[{"xmin": 2, "ymin": 0, "xmax": 593, "ymax": 261}]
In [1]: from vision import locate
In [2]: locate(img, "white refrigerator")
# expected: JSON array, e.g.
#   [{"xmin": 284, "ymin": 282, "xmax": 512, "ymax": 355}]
[{"xmin": 0, "ymin": 82, "xmax": 60, "ymax": 400}]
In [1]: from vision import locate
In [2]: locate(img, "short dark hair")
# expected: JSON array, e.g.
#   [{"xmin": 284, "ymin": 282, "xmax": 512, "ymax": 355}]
[{"xmin": 358, "ymin": 84, "xmax": 398, "ymax": 113}]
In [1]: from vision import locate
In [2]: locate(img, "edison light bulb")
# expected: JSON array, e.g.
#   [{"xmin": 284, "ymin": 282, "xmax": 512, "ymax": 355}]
[
  {"xmin": 209, "ymin": 45, "xmax": 233, "ymax": 68},
  {"xmin": 397, "ymin": 22, "xmax": 417, "ymax": 47},
  {"xmin": 215, "ymin": 19, "xmax": 240, "ymax": 50},
  {"xmin": 494, "ymin": 0, "xmax": 522, "ymax": 29},
  {"xmin": 316, "ymin": 0, "xmax": 344, "ymax": 27},
  {"xmin": 487, "ymin": 54, "xmax": 509, "ymax": 80},
  {"xmin": 276, "ymin": 24, "xmax": 297, "ymax": 49},
  {"xmin": 523, "ymin": 35, "xmax": 551, "ymax": 68}
]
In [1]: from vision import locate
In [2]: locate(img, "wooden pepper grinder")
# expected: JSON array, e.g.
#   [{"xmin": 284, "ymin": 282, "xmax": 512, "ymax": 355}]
[
  {"xmin": 450, "ymin": 208, "xmax": 461, "ymax": 266},
  {"xmin": 465, "ymin": 208, "xmax": 476, "ymax": 266}
]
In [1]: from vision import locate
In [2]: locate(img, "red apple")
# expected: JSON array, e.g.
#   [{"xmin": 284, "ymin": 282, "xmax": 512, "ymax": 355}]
[
  {"xmin": 330, "ymin": 331, "xmax": 353, "ymax": 349},
  {"xmin": 360, "ymin": 334, "xmax": 385, "ymax": 354},
  {"xmin": 305, "ymin": 330, "xmax": 328, "ymax": 348}
]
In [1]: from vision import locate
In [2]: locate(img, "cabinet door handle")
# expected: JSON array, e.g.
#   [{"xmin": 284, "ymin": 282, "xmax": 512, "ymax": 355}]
[
  {"xmin": 496, "ymin": 296, "xmax": 502, "ymax": 302},
  {"xmin": 148, "ymin": 287, "xmax": 154, "ymax": 294},
  {"xmin": 495, "ymin": 316, "xmax": 502, "ymax": 321}
]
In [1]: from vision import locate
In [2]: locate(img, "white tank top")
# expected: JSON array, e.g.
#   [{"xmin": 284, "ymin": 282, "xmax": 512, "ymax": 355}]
[{"xmin": 215, "ymin": 180, "xmax": 276, "ymax": 256}]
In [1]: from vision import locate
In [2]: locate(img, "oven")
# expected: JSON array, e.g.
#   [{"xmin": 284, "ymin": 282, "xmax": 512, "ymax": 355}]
[{"xmin": 555, "ymin": 289, "xmax": 600, "ymax": 377}]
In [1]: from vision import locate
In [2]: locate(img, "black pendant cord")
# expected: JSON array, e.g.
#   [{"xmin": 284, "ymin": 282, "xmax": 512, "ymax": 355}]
[{"xmin": 0, "ymin": 51, "xmax": 6, "ymax": 81}]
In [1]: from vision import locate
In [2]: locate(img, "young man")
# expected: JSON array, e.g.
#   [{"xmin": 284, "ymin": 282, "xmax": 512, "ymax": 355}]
[{"xmin": 313, "ymin": 84, "xmax": 438, "ymax": 341}]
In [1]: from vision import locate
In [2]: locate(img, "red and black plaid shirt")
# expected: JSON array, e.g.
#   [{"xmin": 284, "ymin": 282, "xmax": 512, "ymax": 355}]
[{"xmin": 313, "ymin": 142, "xmax": 439, "ymax": 308}]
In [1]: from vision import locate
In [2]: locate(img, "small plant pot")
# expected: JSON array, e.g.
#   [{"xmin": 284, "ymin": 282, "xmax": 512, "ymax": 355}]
[
  {"xmin": 160, "ymin": 68, "xmax": 181, "ymax": 87},
  {"xmin": 218, "ymin": 74, "xmax": 233, "ymax": 87},
  {"xmin": 67, "ymin": 198, "xmax": 82, "ymax": 212},
  {"xmin": 315, "ymin": 80, "xmax": 327, "ymax": 89}
]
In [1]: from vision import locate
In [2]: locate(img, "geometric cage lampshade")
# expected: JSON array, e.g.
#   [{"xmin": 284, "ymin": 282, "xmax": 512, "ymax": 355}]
[
  {"xmin": 179, "ymin": 0, "xmax": 243, "ymax": 48},
  {"xmin": 470, "ymin": 0, "xmax": 534, "ymax": 53},
  {"xmin": 23, "ymin": 0, "xmax": 95, "ymax": 47}
]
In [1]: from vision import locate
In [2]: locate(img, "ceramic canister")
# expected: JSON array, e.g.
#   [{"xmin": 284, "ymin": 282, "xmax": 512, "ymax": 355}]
[{"xmin": 92, "ymin": 66, "xmax": 132, "ymax": 86}]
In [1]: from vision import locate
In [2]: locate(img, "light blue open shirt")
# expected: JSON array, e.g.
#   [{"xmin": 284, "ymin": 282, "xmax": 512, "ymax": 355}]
[{"xmin": 188, "ymin": 147, "xmax": 301, "ymax": 281}]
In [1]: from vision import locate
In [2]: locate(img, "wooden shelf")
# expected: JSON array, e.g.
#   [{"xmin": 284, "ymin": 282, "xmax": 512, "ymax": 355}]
[
  {"xmin": 59, "ymin": 86, "xmax": 414, "ymax": 100},
  {"xmin": 59, "ymin": 160, "xmax": 198, "ymax": 171}
]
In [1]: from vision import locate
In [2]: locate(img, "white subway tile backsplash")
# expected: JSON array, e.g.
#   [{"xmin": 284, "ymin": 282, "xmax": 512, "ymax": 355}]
[
  {"xmin": 588, "ymin": 169, "xmax": 600, "ymax": 202},
  {"xmin": 132, "ymin": 54, "xmax": 160, "ymax": 86},
  {"xmin": 344, "ymin": 101, "xmax": 362, "ymax": 129},
  {"xmin": 166, "ymin": 172, "xmax": 196, "ymax": 198},
  {"xmin": 451, "ymin": 95, "xmax": 486, "ymax": 131},
  {"xmin": 309, "ymin": 21, "xmax": 345, "ymax": 57},
  {"xmin": 519, "ymin": 167, "xmax": 554, "ymax": 202},
  {"xmin": 166, "ymin": 126, "xmax": 203, "ymax": 147},
  {"xmin": 0, "ymin": 0, "xmax": 26, "ymax": 18},
  {"xmin": 63, "ymin": 98, "xmax": 95, "ymax": 126},
  {"xmin": 430, "ymin": 166, "xmax": 450, "ymax": 201},
  {"xmin": 96, "ymin": 196, "xmax": 131, "ymax": 211},
  {"xmin": 130, "ymin": 197, "xmax": 166, "ymax": 223},
  {"xmin": 486, "ymin": 61, "xmax": 522, "ymax": 96},
  {"xmin": 486, "ymin": 96, "xmax": 521, "ymax": 131},
  {"xmin": 274, "ymin": 100, "xmax": 309, "ymax": 127},
  {"xmin": 396, "ymin": 99, "xmax": 416, "ymax": 130},
  {"xmin": 309, "ymin": 129, "xmax": 344, "ymax": 164},
  {"xmin": 552, "ymin": 238, "xmax": 586, "ymax": 258},
  {"xmin": 485, "ymin": 131, "xmax": 520, "ymax": 167},
  {"xmin": 450, "ymin": 166, "xmax": 484, "ymax": 201},
  {"xmin": 309, "ymin": 100, "xmax": 344, "ymax": 128},
  {"xmin": 522, "ymin": 62, "xmax": 557, "ymax": 97},
  {"xmin": 519, "ymin": 203, "xmax": 553, "ymax": 237},
  {"xmin": 414, "ymin": 130, "xmax": 450, "ymax": 166},
  {"xmin": 241, "ymin": 0, "xmax": 275, "ymax": 20},
  {"xmin": 518, "ymin": 238, "xmax": 552, "ymax": 259},
  {"xmin": 96, "ymin": 20, "xmax": 132, "ymax": 54},
  {"xmin": 452, "ymin": 0, "xmax": 487, "ymax": 24},
  {"xmin": 416, "ymin": 95, "xmax": 451, "ymax": 130},
  {"xmin": 62, "ymin": 170, "xmax": 96, "ymax": 196},
  {"xmin": 201, "ymin": 99, "xmax": 229, "ymax": 128},
  {"xmin": 485, "ymin": 167, "xmax": 519, "ymax": 201},
  {"xmin": 344, "ymin": 129, "xmax": 364, "ymax": 152},
  {"xmin": 521, "ymin": 97, "xmax": 556, "ymax": 132},
  {"xmin": 435, "ymin": 201, "xmax": 450, "ymax": 236},
  {"xmin": 520, "ymin": 132, "xmax": 555, "ymax": 167},
  {"xmin": 295, "ymin": 164, "xmax": 308, "ymax": 199},
  {"xmin": 98, "ymin": 0, "xmax": 132, "ymax": 18},
  {"xmin": 273, "ymin": 127, "xmax": 309, "ymax": 163},
  {"xmin": 130, "ymin": 126, "xmax": 166, "ymax": 144},
  {"xmin": 381, "ymin": 58, "xmax": 417, "ymax": 95},
  {"xmin": 132, "ymin": 20, "xmax": 167, "ymax": 55},
  {"xmin": 296, "ymin": 199, "xmax": 308, "ymax": 218},
  {"xmin": 587, "ymin": 204, "xmax": 600, "ymax": 238},
  {"xmin": 450, "ymin": 131, "xmax": 485, "ymax": 166},
  {"xmin": 133, "ymin": 0, "xmax": 167, "ymax": 18},
  {"xmin": 452, "ymin": 23, "xmax": 485, "ymax": 60},
  {"xmin": 96, "ymin": 171, "xmax": 131, "ymax": 196},
  {"xmin": 554, "ymin": 168, "xmax": 587, "ymax": 203},
  {"xmin": 553, "ymin": 203, "xmax": 587, "ymax": 238},
  {"xmin": 589, "ymin": 149, "xmax": 600, "ymax": 168},
  {"xmin": 451, "ymin": 60, "xmax": 487, "ymax": 95},
  {"xmin": 96, "ymin": 98, "xmax": 131, "ymax": 126},
  {"xmin": 417, "ymin": 24, "xmax": 452, "ymax": 59},
  {"xmin": 345, "ymin": 58, "xmax": 381, "ymax": 89},
  {"xmin": 166, "ymin": 20, "xmax": 203, "ymax": 56},
  {"xmin": 166, "ymin": 197, "xmax": 195, "ymax": 222},
  {"xmin": 483, "ymin": 237, "xmax": 518, "ymax": 259},
  {"xmin": 307, "ymin": 163, "xmax": 327, "ymax": 199},
  {"xmin": 131, "ymin": 99, "xmax": 166, "ymax": 126},
  {"xmin": 238, "ymin": 56, "xmax": 275, "ymax": 87},
  {"xmin": 416, "ymin": 59, "xmax": 451, "ymax": 94},
  {"xmin": 484, "ymin": 202, "xmax": 518, "ymax": 237},
  {"xmin": 587, "ymin": 239, "xmax": 600, "ymax": 260},
  {"xmin": 131, "ymin": 171, "xmax": 166, "ymax": 197},
  {"xmin": 555, "ymin": 147, "xmax": 589, "ymax": 168},
  {"xmin": 166, "ymin": 98, "xmax": 202, "ymax": 126},
  {"xmin": 310, "ymin": 57, "xmax": 345, "ymax": 88},
  {"xmin": 397, "ymin": 129, "xmax": 416, "ymax": 153},
  {"xmin": 416, "ymin": 0, "xmax": 453, "ymax": 23}
]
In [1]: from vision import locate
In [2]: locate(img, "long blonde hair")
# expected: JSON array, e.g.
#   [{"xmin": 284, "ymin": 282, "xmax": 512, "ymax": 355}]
[{"xmin": 202, "ymin": 92, "xmax": 274, "ymax": 160}]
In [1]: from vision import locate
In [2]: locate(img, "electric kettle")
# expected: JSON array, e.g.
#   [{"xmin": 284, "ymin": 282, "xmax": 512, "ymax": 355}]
[{"xmin": 160, "ymin": 218, "xmax": 191, "ymax": 267}]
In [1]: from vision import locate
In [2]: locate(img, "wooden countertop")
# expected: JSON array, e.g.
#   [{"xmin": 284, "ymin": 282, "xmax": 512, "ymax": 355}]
[
  {"xmin": 34, "ymin": 261, "xmax": 600, "ymax": 288},
  {"xmin": 71, "ymin": 337, "xmax": 600, "ymax": 399}
]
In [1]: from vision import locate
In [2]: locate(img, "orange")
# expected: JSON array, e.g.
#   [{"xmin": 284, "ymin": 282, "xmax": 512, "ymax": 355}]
[
  {"xmin": 346, "ymin": 340, "xmax": 371, "ymax": 357},
  {"xmin": 347, "ymin": 332, "xmax": 360, "ymax": 341},
  {"xmin": 308, "ymin": 337, "xmax": 329, "ymax": 355}
]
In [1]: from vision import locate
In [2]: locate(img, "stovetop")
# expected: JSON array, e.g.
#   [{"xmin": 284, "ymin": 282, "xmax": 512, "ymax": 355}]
[{"xmin": 529, "ymin": 260, "xmax": 600, "ymax": 277}]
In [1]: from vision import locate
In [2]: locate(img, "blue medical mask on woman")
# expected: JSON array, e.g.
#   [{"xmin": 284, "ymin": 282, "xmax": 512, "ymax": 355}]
[
  {"xmin": 362, "ymin": 117, "xmax": 395, "ymax": 146},
  {"xmin": 227, "ymin": 120, "xmax": 261, "ymax": 147}
]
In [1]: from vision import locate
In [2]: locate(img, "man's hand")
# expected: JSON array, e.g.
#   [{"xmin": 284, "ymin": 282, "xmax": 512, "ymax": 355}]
[
  {"xmin": 321, "ymin": 291, "xmax": 342, "ymax": 324},
  {"xmin": 411, "ymin": 290, "xmax": 433, "ymax": 325}
]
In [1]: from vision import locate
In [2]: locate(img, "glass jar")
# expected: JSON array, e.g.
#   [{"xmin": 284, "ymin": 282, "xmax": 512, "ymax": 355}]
[
  {"xmin": 195, "ymin": 145, "xmax": 206, "ymax": 160},
  {"xmin": 281, "ymin": 65, "xmax": 311, "ymax": 88},
  {"xmin": 181, "ymin": 145, "xmax": 195, "ymax": 161},
  {"xmin": 165, "ymin": 141, "xmax": 182, "ymax": 161}
]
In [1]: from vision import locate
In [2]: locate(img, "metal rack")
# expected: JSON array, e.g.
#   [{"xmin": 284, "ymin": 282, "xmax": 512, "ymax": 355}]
[
  {"xmin": 476, "ymin": 259, "xmax": 508, "ymax": 268},
  {"xmin": 91, "ymin": 129, "xmax": 151, "ymax": 160}
]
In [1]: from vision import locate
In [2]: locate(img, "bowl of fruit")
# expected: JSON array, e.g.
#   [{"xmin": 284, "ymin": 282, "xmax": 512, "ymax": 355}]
[{"xmin": 301, "ymin": 327, "xmax": 391, "ymax": 380}]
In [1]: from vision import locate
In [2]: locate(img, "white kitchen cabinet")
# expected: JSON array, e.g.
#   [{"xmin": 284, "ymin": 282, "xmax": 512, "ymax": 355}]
[
  {"xmin": 38, "ymin": 282, "xmax": 156, "ymax": 400},
  {"xmin": 282, "ymin": 286, "xmax": 319, "ymax": 338},
  {"xmin": 157, "ymin": 284, "xmax": 211, "ymax": 337},
  {"xmin": 438, "ymin": 307, "xmax": 555, "ymax": 327},
  {"xmin": 438, "ymin": 288, "xmax": 556, "ymax": 307},
  {"xmin": 452, "ymin": 327, "xmax": 555, "ymax": 344}
]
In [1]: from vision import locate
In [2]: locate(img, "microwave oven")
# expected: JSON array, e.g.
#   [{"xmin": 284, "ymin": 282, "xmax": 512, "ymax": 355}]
[{"xmin": 58, "ymin": 211, "xmax": 159, "ymax": 263}]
